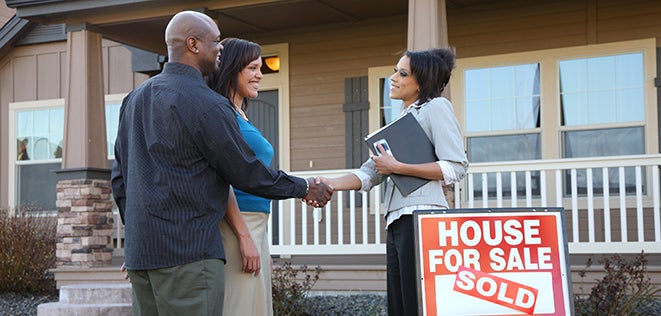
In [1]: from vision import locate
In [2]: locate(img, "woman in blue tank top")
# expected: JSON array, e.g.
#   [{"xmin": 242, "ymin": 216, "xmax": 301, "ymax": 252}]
[{"xmin": 208, "ymin": 37, "xmax": 275, "ymax": 316}]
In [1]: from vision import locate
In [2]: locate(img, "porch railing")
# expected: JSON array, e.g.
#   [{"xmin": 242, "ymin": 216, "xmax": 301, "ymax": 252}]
[
  {"xmin": 112, "ymin": 154, "xmax": 661, "ymax": 257},
  {"xmin": 273, "ymin": 154, "xmax": 661, "ymax": 256}
]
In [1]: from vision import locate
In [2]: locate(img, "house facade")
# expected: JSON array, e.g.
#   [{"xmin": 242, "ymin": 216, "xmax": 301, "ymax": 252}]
[{"xmin": 2, "ymin": 0, "xmax": 661, "ymax": 293}]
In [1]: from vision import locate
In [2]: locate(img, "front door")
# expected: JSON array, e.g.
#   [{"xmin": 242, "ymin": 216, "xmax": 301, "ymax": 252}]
[
  {"xmin": 246, "ymin": 89, "xmax": 279, "ymax": 169},
  {"xmin": 246, "ymin": 89, "xmax": 281, "ymax": 244}
]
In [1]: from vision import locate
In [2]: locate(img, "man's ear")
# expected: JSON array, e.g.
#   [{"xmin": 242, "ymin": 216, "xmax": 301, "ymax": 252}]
[{"xmin": 186, "ymin": 36, "xmax": 198, "ymax": 54}]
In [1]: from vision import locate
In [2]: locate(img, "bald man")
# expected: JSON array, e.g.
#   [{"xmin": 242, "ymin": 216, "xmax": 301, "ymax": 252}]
[{"xmin": 111, "ymin": 11, "xmax": 332, "ymax": 316}]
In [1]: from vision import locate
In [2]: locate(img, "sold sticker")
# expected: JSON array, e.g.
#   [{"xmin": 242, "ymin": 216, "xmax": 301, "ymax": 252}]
[{"xmin": 453, "ymin": 266, "xmax": 538, "ymax": 314}]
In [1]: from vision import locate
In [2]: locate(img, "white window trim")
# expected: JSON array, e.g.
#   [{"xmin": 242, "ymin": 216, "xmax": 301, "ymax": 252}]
[
  {"xmin": 368, "ymin": 66, "xmax": 396, "ymax": 134},
  {"xmin": 450, "ymin": 38, "xmax": 658, "ymax": 160},
  {"xmin": 367, "ymin": 66, "xmax": 408, "ymax": 215},
  {"xmin": 8, "ymin": 98, "xmax": 65, "ymax": 209},
  {"xmin": 259, "ymin": 43, "xmax": 291, "ymax": 171},
  {"xmin": 8, "ymin": 94, "xmax": 129, "ymax": 209},
  {"xmin": 105, "ymin": 93, "xmax": 127, "ymax": 160}
]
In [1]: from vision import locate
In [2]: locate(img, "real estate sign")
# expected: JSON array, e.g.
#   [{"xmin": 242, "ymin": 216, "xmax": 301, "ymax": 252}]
[{"xmin": 414, "ymin": 208, "xmax": 573, "ymax": 316}]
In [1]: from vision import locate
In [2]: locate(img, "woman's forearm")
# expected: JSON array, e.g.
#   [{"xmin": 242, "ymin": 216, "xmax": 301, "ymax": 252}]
[{"xmin": 324, "ymin": 173, "xmax": 362, "ymax": 191}]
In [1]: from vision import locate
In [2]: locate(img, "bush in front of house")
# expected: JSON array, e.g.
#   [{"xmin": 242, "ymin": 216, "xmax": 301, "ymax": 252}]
[
  {"xmin": 574, "ymin": 251, "xmax": 660, "ymax": 315},
  {"xmin": 272, "ymin": 261, "xmax": 322, "ymax": 315},
  {"xmin": 0, "ymin": 207, "xmax": 57, "ymax": 295}
]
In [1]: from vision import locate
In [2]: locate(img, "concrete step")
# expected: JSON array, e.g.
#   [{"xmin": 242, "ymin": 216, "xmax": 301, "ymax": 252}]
[
  {"xmin": 38, "ymin": 283, "xmax": 132, "ymax": 316},
  {"xmin": 59, "ymin": 283, "xmax": 131, "ymax": 304},
  {"xmin": 38, "ymin": 303, "xmax": 132, "ymax": 316}
]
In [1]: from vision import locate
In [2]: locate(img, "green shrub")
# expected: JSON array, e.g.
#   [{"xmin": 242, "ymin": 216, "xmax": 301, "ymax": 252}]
[
  {"xmin": 574, "ymin": 251, "xmax": 659, "ymax": 315},
  {"xmin": 272, "ymin": 261, "xmax": 322, "ymax": 315},
  {"xmin": 0, "ymin": 207, "xmax": 57, "ymax": 295}
]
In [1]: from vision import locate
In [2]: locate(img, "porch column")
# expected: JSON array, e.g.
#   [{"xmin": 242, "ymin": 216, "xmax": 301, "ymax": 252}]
[
  {"xmin": 407, "ymin": 0, "xmax": 449, "ymax": 50},
  {"xmin": 55, "ymin": 24, "xmax": 114, "ymax": 268},
  {"xmin": 407, "ymin": 0, "xmax": 456, "ymax": 207}
]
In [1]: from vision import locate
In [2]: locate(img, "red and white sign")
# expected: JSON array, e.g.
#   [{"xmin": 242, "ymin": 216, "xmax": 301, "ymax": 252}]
[{"xmin": 415, "ymin": 210, "xmax": 572, "ymax": 315}]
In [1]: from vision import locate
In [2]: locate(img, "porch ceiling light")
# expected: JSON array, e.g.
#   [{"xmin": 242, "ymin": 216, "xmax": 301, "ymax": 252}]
[{"xmin": 264, "ymin": 56, "xmax": 280, "ymax": 72}]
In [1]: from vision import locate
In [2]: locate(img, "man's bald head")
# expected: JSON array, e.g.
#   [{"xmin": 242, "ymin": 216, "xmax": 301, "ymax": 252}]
[{"xmin": 165, "ymin": 11, "xmax": 222, "ymax": 74}]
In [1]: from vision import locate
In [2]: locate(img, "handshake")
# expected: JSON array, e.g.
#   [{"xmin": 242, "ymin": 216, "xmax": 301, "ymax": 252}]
[{"xmin": 302, "ymin": 176, "xmax": 334, "ymax": 208}]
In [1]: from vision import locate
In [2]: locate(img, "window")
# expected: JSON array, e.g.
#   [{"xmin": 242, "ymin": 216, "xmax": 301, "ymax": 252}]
[
  {"xmin": 105, "ymin": 95, "xmax": 123, "ymax": 159},
  {"xmin": 380, "ymin": 76, "xmax": 404, "ymax": 126},
  {"xmin": 451, "ymin": 38, "xmax": 657, "ymax": 200},
  {"xmin": 9, "ymin": 95, "xmax": 125, "ymax": 211},
  {"xmin": 559, "ymin": 53, "xmax": 644, "ymax": 127},
  {"xmin": 464, "ymin": 63, "xmax": 542, "ymax": 197},
  {"xmin": 16, "ymin": 107, "xmax": 64, "ymax": 160},
  {"xmin": 366, "ymin": 66, "xmax": 409, "ymax": 211},
  {"xmin": 560, "ymin": 53, "xmax": 646, "ymax": 194},
  {"xmin": 368, "ymin": 66, "xmax": 405, "ymax": 133},
  {"xmin": 13, "ymin": 102, "xmax": 64, "ymax": 211}
]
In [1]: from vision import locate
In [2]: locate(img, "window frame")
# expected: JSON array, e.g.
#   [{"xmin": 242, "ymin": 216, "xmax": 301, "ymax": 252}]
[
  {"xmin": 8, "ymin": 94, "xmax": 131, "ymax": 210},
  {"xmin": 450, "ymin": 38, "xmax": 658, "ymax": 161},
  {"xmin": 365, "ymin": 66, "xmax": 404, "ymax": 214},
  {"xmin": 105, "ymin": 93, "xmax": 126, "ymax": 159},
  {"xmin": 8, "ymin": 99, "xmax": 65, "ymax": 210},
  {"xmin": 368, "ymin": 39, "xmax": 658, "ymax": 204},
  {"xmin": 368, "ymin": 66, "xmax": 395, "ymax": 136}
]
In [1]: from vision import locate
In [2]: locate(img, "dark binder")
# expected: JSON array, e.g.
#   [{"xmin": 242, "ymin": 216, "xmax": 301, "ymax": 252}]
[{"xmin": 364, "ymin": 112, "xmax": 438, "ymax": 196}]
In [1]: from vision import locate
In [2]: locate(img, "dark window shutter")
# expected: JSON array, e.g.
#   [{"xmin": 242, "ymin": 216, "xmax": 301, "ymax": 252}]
[
  {"xmin": 343, "ymin": 77, "xmax": 369, "ymax": 168},
  {"xmin": 343, "ymin": 77, "xmax": 369, "ymax": 207}
]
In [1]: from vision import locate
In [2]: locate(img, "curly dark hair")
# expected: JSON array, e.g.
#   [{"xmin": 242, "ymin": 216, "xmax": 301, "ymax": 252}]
[{"xmin": 404, "ymin": 47, "xmax": 456, "ymax": 104}]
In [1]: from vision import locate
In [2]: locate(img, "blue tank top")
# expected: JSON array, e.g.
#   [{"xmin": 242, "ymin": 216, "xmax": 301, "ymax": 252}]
[{"xmin": 233, "ymin": 110, "xmax": 274, "ymax": 213}]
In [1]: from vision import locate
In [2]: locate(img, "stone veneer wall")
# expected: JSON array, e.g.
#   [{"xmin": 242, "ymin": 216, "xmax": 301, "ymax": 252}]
[{"xmin": 55, "ymin": 179, "xmax": 114, "ymax": 267}]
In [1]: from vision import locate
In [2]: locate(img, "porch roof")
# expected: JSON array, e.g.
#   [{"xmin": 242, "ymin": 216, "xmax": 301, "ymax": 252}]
[
  {"xmin": 5, "ymin": 0, "xmax": 493, "ymax": 55},
  {"xmin": 0, "ymin": 14, "xmax": 32, "ymax": 58},
  {"xmin": 5, "ymin": 0, "xmax": 407, "ymax": 54}
]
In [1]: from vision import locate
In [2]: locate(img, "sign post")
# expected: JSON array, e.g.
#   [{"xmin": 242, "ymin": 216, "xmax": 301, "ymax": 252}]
[{"xmin": 414, "ymin": 208, "xmax": 573, "ymax": 315}]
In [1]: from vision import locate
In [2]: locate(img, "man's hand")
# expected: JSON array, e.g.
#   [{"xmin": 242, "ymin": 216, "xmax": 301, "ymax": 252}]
[{"xmin": 303, "ymin": 177, "xmax": 333, "ymax": 207}]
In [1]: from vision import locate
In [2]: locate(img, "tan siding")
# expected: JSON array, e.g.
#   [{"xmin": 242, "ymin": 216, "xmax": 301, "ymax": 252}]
[
  {"xmin": 60, "ymin": 52, "xmax": 67, "ymax": 97},
  {"xmin": 102, "ymin": 41, "xmax": 148, "ymax": 94},
  {"xmin": 597, "ymin": 0, "xmax": 661, "ymax": 43},
  {"xmin": 5, "ymin": 41, "xmax": 142, "ymax": 102},
  {"xmin": 107, "ymin": 45, "xmax": 135, "ymax": 94},
  {"xmin": 448, "ymin": 0, "xmax": 588, "ymax": 57},
  {"xmin": 133, "ymin": 72, "xmax": 148, "ymax": 87},
  {"xmin": 251, "ymin": 17, "xmax": 407, "ymax": 171},
  {"xmin": 0, "ymin": 60, "xmax": 12, "ymax": 206},
  {"xmin": 248, "ymin": 0, "xmax": 661, "ymax": 172},
  {"xmin": 4, "ymin": 43, "xmax": 68, "ymax": 102},
  {"xmin": 13, "ymin": 55, "xmax": 37, "ymax": 102},
  {"xmin": 2, "ymin": 41, "xmax": 141, "ymax": 102},
  {"xmin": 36, "ymin": 53, "xmax": 61, "ymax": 100},
  {"xmin": 0, "ymin": 39, "xmax": 147, "ymax": 208},
  {"xmin": 449, "ymin": 0, "xmax": 661, "ymax": 58},
  {"xmin": 102, "ymin": 43, "xmax": 109, "ymax": 94}
]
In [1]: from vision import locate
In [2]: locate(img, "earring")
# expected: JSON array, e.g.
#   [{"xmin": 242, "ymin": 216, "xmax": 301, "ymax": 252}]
[{"xmin": 195, "ymin": 49, "xmax": 199, "ymax": 54}]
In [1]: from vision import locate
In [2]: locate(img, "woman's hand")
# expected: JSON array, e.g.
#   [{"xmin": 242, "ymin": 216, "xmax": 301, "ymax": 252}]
[
  {"xmin": 372, "ymin": 143, "xmax": 400, "ymax": 175},
  {"xmin": 238, "ymin": 235, "xmax": 261, "ymax": 276}
]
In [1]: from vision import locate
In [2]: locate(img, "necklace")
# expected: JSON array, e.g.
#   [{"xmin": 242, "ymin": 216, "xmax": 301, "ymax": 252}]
[{"xmin": 235, "ymin": 106, "xmax": 249, "ymax": 121}]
